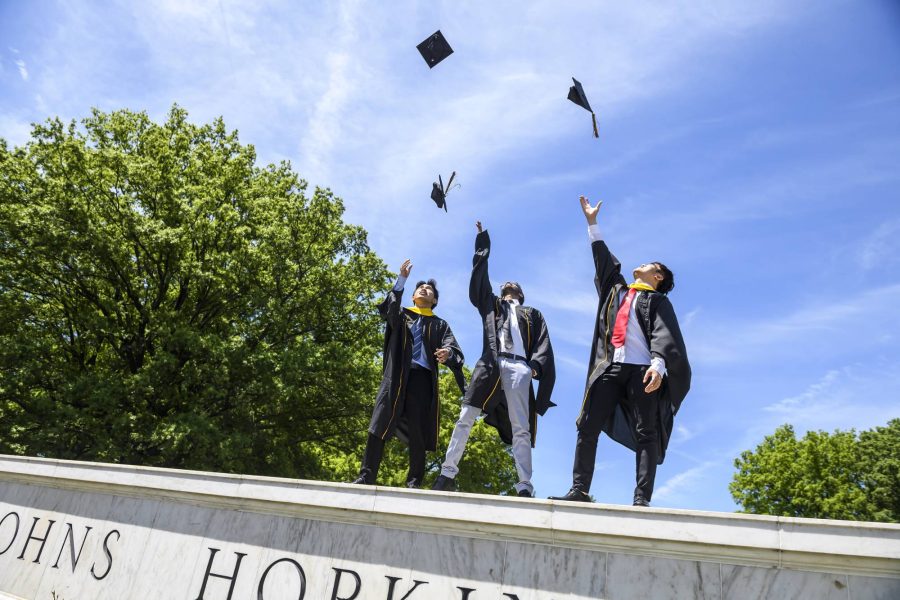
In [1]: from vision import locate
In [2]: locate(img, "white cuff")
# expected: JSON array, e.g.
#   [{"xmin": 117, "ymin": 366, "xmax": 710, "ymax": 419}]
[
  {"xmin": 650, "ymin": 357, "xmax": 667, "ymax": 377},
  {"xmin": 393, "ymin": 274, "xmax": 407, "ymax": 292},
  {"xmin": 588, "ymin": 223, "xmax": 602, "ymax": 243}
]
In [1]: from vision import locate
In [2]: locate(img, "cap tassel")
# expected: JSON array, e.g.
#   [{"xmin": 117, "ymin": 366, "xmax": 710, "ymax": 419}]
[{"xmin": 591, "ymin": 112, "xmax": 599, "ymax": 138}]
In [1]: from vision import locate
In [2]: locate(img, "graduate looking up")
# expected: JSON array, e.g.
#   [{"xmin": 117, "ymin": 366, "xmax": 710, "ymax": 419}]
[
  {"xmin": 432, "ymin": 222, "xmax": 556, "ymax": 498},
  {"xmin": 550, "ymin": 196, "xmax": 691, "ymax": 506},
  {"xmin": 353, "ymin": 259, "xmax": 466, "ymax": 488}
]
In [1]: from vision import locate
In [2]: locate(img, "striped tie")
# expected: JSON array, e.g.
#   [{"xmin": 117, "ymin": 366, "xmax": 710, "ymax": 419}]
[{"xmin": 412, "ymin": 318, "xmax": 424, "ymax": 361}]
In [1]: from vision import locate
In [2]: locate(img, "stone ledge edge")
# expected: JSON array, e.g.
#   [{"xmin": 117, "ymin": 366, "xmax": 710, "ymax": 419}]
[{"xmin": 1, "ymin": 456, "xmax": 899, "ymax": 579}]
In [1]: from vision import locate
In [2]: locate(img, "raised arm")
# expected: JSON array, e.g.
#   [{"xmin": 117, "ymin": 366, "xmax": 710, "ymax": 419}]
[
  {"xmin": 469, "ymin": 221, "xmax": 498, "ymax": 315},
  {"xmin": 580, "ymin": 196, "xmax": 626, "ymax": 298},
  {"xmin": 377, "ymin": 259, "xmax": 412, "ymax": 328}
]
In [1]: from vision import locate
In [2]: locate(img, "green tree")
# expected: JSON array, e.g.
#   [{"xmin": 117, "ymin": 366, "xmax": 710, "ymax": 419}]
[
  {"xmin": 859, "ymin": 419, "xmax": 900, "ymax": 522},
  {"xmin": 0, "ymin": 106, "xmax": 390, "ymax": 478},
  {"xmin": 317, "ymin": 367, "xmax": 519, "ymax": 494},
  {"xmin": 0, "ymin": 105, "xmax": 519, "ymax": 493},
  {"xmin": 730, "ymin": 421, "xmax": 900, "ymax": 522}
]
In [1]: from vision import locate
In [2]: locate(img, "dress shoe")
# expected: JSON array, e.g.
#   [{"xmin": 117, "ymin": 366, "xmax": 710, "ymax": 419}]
[
  {"xmin": 633, "ymin": 497, "xmax": 651, "ymax": 507},
  {"xmin": 406, "ymin": 479, "xmax": 422, "ymax": 489},
  {"xmin": 548, "ymin": 487, "xmax": 591, "ymax": 502},
  {"xmin": 431, "ymin": 474, "xmax": 457, "ymax": 491},
  {"xmin": 517, "ymin": 488, "xmax": 534, "ymax": 498},
  {"xmin": 351, "ymin": 476, "xmax": 370, "ymax": 485}
]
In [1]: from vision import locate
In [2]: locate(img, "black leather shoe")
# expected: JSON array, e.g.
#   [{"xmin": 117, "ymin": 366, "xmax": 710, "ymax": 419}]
[
  {"xmin": 406, "ymin": 479, "xmax": 421, "ymax": 489},
  {"xmin": 431, "ymin": 474, "xmax": 457, "ymax": 491},
  {"xmin": 633, "ymin": 497, "xmax": 650, "ymax": 507},
  {"xmin": 517, "ymin": 489, "xmax": 534, "ymax": 498},
  {"xmin": 548, "ymin": 488, "xmax": 591, "ymax": 502},
  {"xmin": 351, "ymin": 477, "xmax": 369, "ymax": 485}
]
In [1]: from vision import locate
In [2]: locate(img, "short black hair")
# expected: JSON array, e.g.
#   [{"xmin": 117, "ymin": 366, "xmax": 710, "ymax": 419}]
[
  {"xmin": 654, "ymin": 263, "xmax": 674, "ymax": 295},
  {"xmin": 415, "ymin": 279, "xmax": 439, "ymax": 307},
  {"xmin": 500, "ymin": 281, "xmax": 524, "ymax": 303}
]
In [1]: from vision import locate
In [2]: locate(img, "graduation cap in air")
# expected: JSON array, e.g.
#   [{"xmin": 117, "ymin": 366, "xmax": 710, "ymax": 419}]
[
  {"xmin": 567, "ymin": 77, "xmax": 599, "ymax": 138},
  {"xmin": 430, "ymin": 171, "xmax": 458, "ymax": 212},
  {"xmin": 417, "ymin": 30, "xmax": 454, "ymax": 68}
]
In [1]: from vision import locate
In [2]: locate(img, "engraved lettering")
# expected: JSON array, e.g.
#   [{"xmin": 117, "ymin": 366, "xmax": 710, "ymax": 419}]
[
  {"xmin": 385, "ymin": 576, "xmax": 428, "ymax": 600},
  {"xmin": 330, "ymin": 567, "xmax": 362, "ymax": 600},
  {"xmin": 52, "ymin": 523, "xmax": 93, "ymax": 571},
  {"xmin": 0, "ymin": 512, "xmax": 20, "ymax": 555},
  {"xmin": 17, "ymin": 517, "xmax": 56, "ymax": 563},
  {"xmin": 90, "ymin": 529, "xmax": 121, "ymax": 581},
  {"xmin": 457, "ymin": 588, "xmax": 477, "ymax": 600},
  {"xmin": 257, "ymin": 557, "xmax": 306, "ymax": 600},
  {"xmin": 193, "ymin": 547, "xmax": 247, "ymax": 600}
]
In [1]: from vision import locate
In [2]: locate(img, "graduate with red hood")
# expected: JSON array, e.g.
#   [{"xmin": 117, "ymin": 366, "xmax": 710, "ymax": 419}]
[{"xmin": 551, "ymin": 196, "xmax": 691, "ymax": 507}]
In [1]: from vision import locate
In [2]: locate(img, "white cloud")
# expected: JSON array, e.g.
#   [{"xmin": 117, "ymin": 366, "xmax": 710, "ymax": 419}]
[
  {"xmin": 0, "ymin": 116, "xmax": 33, "ymax": 147},
  {"xmin": 653, "ymin": 460, "xmax": 721, "ymax": 503},
  {"xmin": 858, "ymin": 219, "xmax": 900, "ymax": 271},
  {"xmin": 15, "ymin": 59, "xmax": 27, "ymax": 81},
  {"xmin": 760, "ymin": 362, "xmax": 900, "ymax": 436},
  {"xmin": 674, "ymin": 424, "xmax": 696, "ymax": 444},
  {"xmin": 687, "ymin": 282, "xmax": 900, "ymax": 367}
]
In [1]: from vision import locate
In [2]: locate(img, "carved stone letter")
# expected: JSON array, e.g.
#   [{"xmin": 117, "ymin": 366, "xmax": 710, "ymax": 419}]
[
  {"xmin": 257, "ymin": 557, "xmax": 306, "ymax": 600},
  {"xmin": 17, "ymin": 517, "xmax": 56, "ymax": 563},
  {"xmin": 330, "ymin": 567, "xmax": 362, "ymax": 600},
  {"xmin": 385, "ymin": 576, "xmax": 428, "ymax": 600}
]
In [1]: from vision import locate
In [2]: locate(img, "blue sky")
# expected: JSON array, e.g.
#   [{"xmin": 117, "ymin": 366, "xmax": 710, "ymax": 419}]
[{"xmin": 2, "ymin": 0, "xmax": 899, "ymax": 512}]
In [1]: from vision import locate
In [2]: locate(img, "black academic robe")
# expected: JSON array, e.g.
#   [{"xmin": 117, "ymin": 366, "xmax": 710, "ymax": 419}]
[
  {"xmin": 578, "ymin": 239, "xmax": 691, "ymax": 463},
  {"xmin": 463, "ymin": 230, "xmax": 556, "ymax": 447},
  {"xmin": 367, "ymin": 286, "xmax": 465, "ymax": 451}
]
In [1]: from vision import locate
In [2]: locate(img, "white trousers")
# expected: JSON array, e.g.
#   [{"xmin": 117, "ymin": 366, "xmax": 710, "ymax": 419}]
[{"xmin": 441, "ymin": 358, "xmax": 534, "ymax": 494}]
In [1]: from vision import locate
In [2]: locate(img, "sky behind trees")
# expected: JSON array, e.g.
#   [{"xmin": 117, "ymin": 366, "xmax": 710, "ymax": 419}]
[{"xmin": 2, "ymin": 0, "xmax": 899, "ymax": 511}]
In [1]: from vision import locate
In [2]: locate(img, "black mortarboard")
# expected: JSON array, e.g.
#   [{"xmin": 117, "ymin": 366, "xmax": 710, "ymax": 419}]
[
  {"xmin": 430, "ymin": 171, "xmax": 457, "ymax": 212},
  {"xmin": 417, "ymin": 30, "xmax": 454, "ymax": 68},
  {"xmin": 567, "ymin": 77, "xmax": 599, "ymax": 138}
]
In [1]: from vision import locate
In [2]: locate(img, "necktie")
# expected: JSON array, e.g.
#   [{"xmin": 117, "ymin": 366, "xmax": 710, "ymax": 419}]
[
  {"xmin": 611, "ymin": 288, "xmax": 637, "ymax": 348},
  {"xmin": 412, "ymin": 318, "xmax": 424, "ymax": 360}
]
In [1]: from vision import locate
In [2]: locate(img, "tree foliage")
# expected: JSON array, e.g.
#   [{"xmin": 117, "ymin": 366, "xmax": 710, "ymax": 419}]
[
  {"xmin": 0, "ymin": 106, "xmax": 519, "ymax": 493},
  {"xmin": 0, "ymin": 106, "xmax": 390, "ymax": 478},
  {"xmin": 730, "ymin": 420, "xmax": 900, "ymax": 522}
]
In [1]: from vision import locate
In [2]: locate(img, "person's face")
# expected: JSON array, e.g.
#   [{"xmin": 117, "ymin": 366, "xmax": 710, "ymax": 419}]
[
  {"xmin": 500, "ymin": 282, "xmax": 523, "ymax": 302},
  {"xmin": 632, "ymin": 263, "xmax": 663, "ymax": 288},
  {"xmin": 413, "ymin": 283, "xmax": 436, "ymax": 307}
]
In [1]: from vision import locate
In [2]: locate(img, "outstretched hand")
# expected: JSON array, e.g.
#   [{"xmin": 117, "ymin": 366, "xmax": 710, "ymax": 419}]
[
  {"xmin": 580, "ymin": 196, "xmax": 602, "ymax": 225},
  {"xmin": 643, "ymin": 368, "xmax": 662, "ymax": 394},
  {"xmin": 399, "ymin": 259, "xmax": 412, "ymax": 278},
  {"xmin": 476, "ymin": 221, "xmax": 483, "ymax": 233}
]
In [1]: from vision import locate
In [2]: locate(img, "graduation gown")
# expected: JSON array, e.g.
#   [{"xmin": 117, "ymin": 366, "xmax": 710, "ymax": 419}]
[
  {"xmin": 578, "ymin": 239, "xmax": 691, "ymax": 463},
  {"xmin": 367, "ymin": 286, "xmax": 466, "ymax": 451},
  {"xmin": 463, "ymin": 230, "xmax": 556, "ymax": 447}
]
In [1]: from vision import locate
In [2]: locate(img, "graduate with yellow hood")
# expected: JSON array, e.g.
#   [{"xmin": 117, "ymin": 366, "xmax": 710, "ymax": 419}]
[{"xmin": 353, "ymin": 259, "xmax": 465, "ymax": 488}]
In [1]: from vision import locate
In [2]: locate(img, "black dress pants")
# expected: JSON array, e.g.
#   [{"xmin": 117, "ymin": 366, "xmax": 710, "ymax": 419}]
[
  {"xmin": 572, "ymin": 363, "xmax": 660, "ymax": 502},
  {"xmin": 359, "ymin": 366, "xmax": 433, "ymax": 486}
]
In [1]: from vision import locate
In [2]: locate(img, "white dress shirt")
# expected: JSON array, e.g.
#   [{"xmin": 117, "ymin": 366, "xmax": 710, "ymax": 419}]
[
  {"xmin": 500, "ymin": 298, "xmax": 527, "ymax": 358},
  {"xmin": 588, "ymin": 224, "xmax": 666, "ymax": 376}
]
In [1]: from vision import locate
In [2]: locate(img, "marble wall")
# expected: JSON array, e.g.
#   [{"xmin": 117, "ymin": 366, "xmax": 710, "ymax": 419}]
[{"xmin": 0, "ymin": 456, "xmax": 898, "ymax": 600}]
